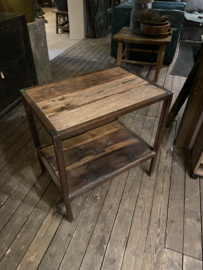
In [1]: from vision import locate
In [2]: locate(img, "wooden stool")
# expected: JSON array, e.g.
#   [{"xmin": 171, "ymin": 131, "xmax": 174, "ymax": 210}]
[
  {"xmin": 52, "ymin": 10, "xmax": 69, "ymax": 34},
  {"xmin": 113, "ymin": 26, "xmax": 172, "ymax": 82}
]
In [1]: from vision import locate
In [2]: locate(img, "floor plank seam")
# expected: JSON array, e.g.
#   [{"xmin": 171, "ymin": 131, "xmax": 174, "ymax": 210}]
[
  {"xmin": 98, "ymin": 116, "xmax": 137, "ymax": 270},
  {"xmin": 119, "ymin": 168, "xmax": 145, "ymax": 270},
  {"xmin": 0, "ymin": 117, "xmax": 27, "ymax": 153},
  {"xmin": 164, "ymin": 247, "xmax": 203, "ymax": 262},
  {"xmin": 0, "ymin": 120, "xmax": 42, "ymax": 171},
  {"xmin": 140, "ymin": 100, "xmax": 167, "ymax": 269},
  {"xmin": 0, "ymin": 171, "xmax": 46, "ymax": 234},
  {"xmin": 99, "ymin": 172, "xmax": 131, "ymax": 270},
  {"xmin": 52, "ymin": 40, "xmax": 110, "ymax": 82},
  {"xmin": 0, "ymin": 114, "xmax": 27, "ymax": 145},
  {"xmin": 140, "ymin": 119, "xmax": 164, "ymax": 270},
  {"xmin": 38, "ymin": 190, "xmax": 93, "ymax": 270},
  {"xmin": 119, "ymin": 114, "xmax": 158, "ymax": 270},
  {"xmin": 0, "ymin": 103, "xmax": 23, "ymax": 127},
  {"xmin": 164, "ymin": 122, "xmax": 177, "ymax": 249},
  {"xmin": 0, "ymin": 180, "xmax": 52, "ymax": 263},
  {"xmin": 76, "ymin": 181, "xmax": 113, "ymax": 270},
  {"xmin": 0, "ymin": 105, "xmax": 24, "ymax": 136},
  {"xmin": 49, "ymin": 39, "xmax": 92, "ymax": 69},
  {"xmin": 119, "ymin": 114, "xmax": 147, "ymax": 270},
  {"xmin": 0, "ymin": 124, "xmax": 45, "ymax": 192},
  {"xmin": 14, "ymin": 193, "xmax": 60, "ymax": 270}
]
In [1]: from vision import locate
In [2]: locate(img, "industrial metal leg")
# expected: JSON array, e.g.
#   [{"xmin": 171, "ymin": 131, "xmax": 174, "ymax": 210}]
[
  {"xmin": 22, "ymin": 96, "xmax": 45, "ymax": 173},
  {"xmin": 149, "ymin": 96, "xmax": 172, "ymax": 176},
  {"xmin": 155, "ymin": 45, "xmax": 166, "ymax": 82},
  {"xmin": 53, "ymin": 137, "xmax": 73, "ymax": 222}
]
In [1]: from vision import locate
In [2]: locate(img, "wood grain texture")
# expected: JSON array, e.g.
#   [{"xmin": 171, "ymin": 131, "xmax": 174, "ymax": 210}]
[
  {"xmin": 41, "ymin": 121, "xmax": 154, "ymax": 198},
  {"xmin": 121, "ymin": 117, "xmax": 159, "ymax": 270},
  {"xmin": 184, "ymin": 167, "xmax": 202, "ymax": 260},
  {"xmin": 100, "ymin": 114, "xmax": 147, "ymax": 270},
  {"xmin": 192, "ymin": 123, "xmax": 203, "ymax": 176},
  {"xmin": 141, "ymin": 123, "xmax": 176, "ymax": 270},
  {"xmin": 38, "ymin": 192, "xmax": 90, "ymax": 270},
  {"xmin": 28, "ymin": 67, "xmax": 130, "ymax": 103},
  {"xmin": 155, "ymin": 45, "xmax": 166, "ymax": 82},
  {"xmin": 183, "ymin": 255, "xmax": 202, "ymax": 270},
  {"xmin": 113, "ymin": 26, "xmax": 172, "ymax": 45},
  {"xmin": 166, "ymin": 46, "xmax": 203, "ymax": 127},
  {"xmin": 25, "ymin": 67, "xmax": 167, "ymax": 132},
  {"xmin": 166, "ymin": 148, "xmax": 185, "ymax": 253},
  {"xmin": 0, "ymin": 182, "xmax": 59, "ymax": 270},
  {"xmin": 175, "ymin": 51, "xmax": 203, "ymax": 149},
  {"xmin": 163, "ymin": 249, "xmax": 182, "ymax": 270}
]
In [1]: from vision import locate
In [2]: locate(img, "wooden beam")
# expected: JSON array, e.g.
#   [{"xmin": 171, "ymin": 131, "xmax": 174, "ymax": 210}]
[
  {"xmin": 175, "ymin": 49, "xmax": 203, "ymax": 149},
  {"xmin": 166, "ymin": 46, "xmax": 203, "ymax": 127}
]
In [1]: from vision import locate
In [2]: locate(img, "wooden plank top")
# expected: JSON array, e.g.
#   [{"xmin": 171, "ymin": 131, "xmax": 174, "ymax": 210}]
[
  {"xmin": 41, "ymin": 121, "xmax": 154, "ymax": 197},
  {"xmin": 23, "ymin": 67, "xmax": 171, "ymax": 134},
  {"xmin": 113, "ymin": 26, "xmax": 172, "ymax": 45}
]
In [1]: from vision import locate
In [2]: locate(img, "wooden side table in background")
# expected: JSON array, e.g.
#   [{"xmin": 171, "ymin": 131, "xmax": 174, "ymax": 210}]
[
  {"xmin": 21, "ymin": 67, "xmax": 172, "ymax": 222},
  {"xmin": 113, "ymin": 26, "xmax": 172, "ymax": 82}
]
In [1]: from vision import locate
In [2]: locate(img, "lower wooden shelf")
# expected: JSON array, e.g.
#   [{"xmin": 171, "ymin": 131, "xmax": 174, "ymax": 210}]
[{"xmin": 39, "ymin": 121, "xmax": 155, "ymax": 199}]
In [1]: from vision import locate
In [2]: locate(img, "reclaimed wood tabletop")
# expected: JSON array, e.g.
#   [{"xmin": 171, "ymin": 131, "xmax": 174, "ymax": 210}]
[{"xmin": 23, "ymin": 67, "xmax": 169, "ymax": 135}]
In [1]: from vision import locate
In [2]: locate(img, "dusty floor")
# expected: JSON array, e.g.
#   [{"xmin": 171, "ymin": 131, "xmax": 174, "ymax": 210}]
[{"xmin": 42, "ymin": 6, "xmax": 80, "ymax": 60}]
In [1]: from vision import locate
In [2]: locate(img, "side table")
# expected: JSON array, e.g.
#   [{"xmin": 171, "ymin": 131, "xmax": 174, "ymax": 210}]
[
  {"xmin": 21, "ymin": 67, "xmax": 172, "ymax": 222},
  {"xmin": 113, "ymin": 26, "xmax": 172, "ymax": 82}
]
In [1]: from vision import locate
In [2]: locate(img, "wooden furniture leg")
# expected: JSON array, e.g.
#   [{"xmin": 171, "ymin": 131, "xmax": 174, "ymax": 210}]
[
  {"xmin": 22, "ymin": 96, "xmax": 45, "ymax": 173},
  {"xmin": 175, "ymin": 53, "xmax": 203, "ymax": 149},
  {"xmin": 166, "ymin": 46, "xmax": 203, "ymax": 127},
  {"xmin": 117, "ymin": 42, "xmax": 122, "ymax": 65},
  {"xmin": 53, "ymin": 137, "xmax": 73, "ymax": 222},
  {"xmin": 48, "ymin": 0, "xmax": 52, "ymax": 8},
  {"xmin": 126, "ymin": 43, "xmax": 130, "ymax": 60},
  {"xmin": 155, "ymin": 45, "xmax": 166, "ymax": 82},
  {"xmin": 149, "ymin": 96, "xmax": 172, "ymax": 176},
  {"xmin": 56, "ymin": 13, "xmax": 58, "ymax": 34}
]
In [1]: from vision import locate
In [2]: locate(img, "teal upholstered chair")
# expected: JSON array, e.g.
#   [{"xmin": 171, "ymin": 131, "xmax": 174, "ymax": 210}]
[{"xmin": 111, "ymin": 1, "xmax": 186, "ymax": 65}]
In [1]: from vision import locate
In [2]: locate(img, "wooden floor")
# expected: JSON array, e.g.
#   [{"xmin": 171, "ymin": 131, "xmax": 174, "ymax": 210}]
[{"xmin": 0, "ymin": 35, "xmax": 202, "ymax": 270}]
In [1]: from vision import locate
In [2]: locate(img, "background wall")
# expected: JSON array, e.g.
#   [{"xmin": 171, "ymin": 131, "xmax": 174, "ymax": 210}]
[{"xmin": 67, "ymin": 0, "xmax": 86, "ymax": 39}]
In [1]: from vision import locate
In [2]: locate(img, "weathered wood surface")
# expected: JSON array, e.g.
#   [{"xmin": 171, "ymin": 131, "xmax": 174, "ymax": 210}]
[
  {"xmin": 26, "ymin": 67, "xmax": 168, "ymax": 132},
  {"xmin": 0, "ymin": 36, "xmax": 202, "ymax": 270},
  {"xmin": 184, "ymin": 159, "xmax": 202, "ymax": 260},
  {"xmin": 163, "ymin": 249, "xmax": 182, "ymax": 270},
  {"xmin": 166, "ymin": 46, "xmax": 203, "ymax": 127},
  {"xmin": 166, "ymin": 147, "xmax": 185, "ymax": 253},
  {"xmin": 183, "ymin": 255, "xmax": 202, "ymax": 270},
  {"xmin": 42, "ymin": 121, "xmax": 154, "ymax": 198},
  {"xmin": 113, "ymin": 26, "xmax": 172, "ymax": 45},
  {"xmin": 114, "ymin": 27, "xmax": 170, "ymax": 82},
  {"xmin": 192, "ymin": 122, "xmax": 203, "ymax": 177},
  {"xmin": 175, "ymin": 48, "xmax": 203, "ymax": 149}
]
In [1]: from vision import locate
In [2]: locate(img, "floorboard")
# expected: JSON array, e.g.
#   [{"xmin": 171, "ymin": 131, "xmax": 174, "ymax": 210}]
[{"xmin": 0, "ymin": 35, "xmax": 201, "ymax": 270}]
